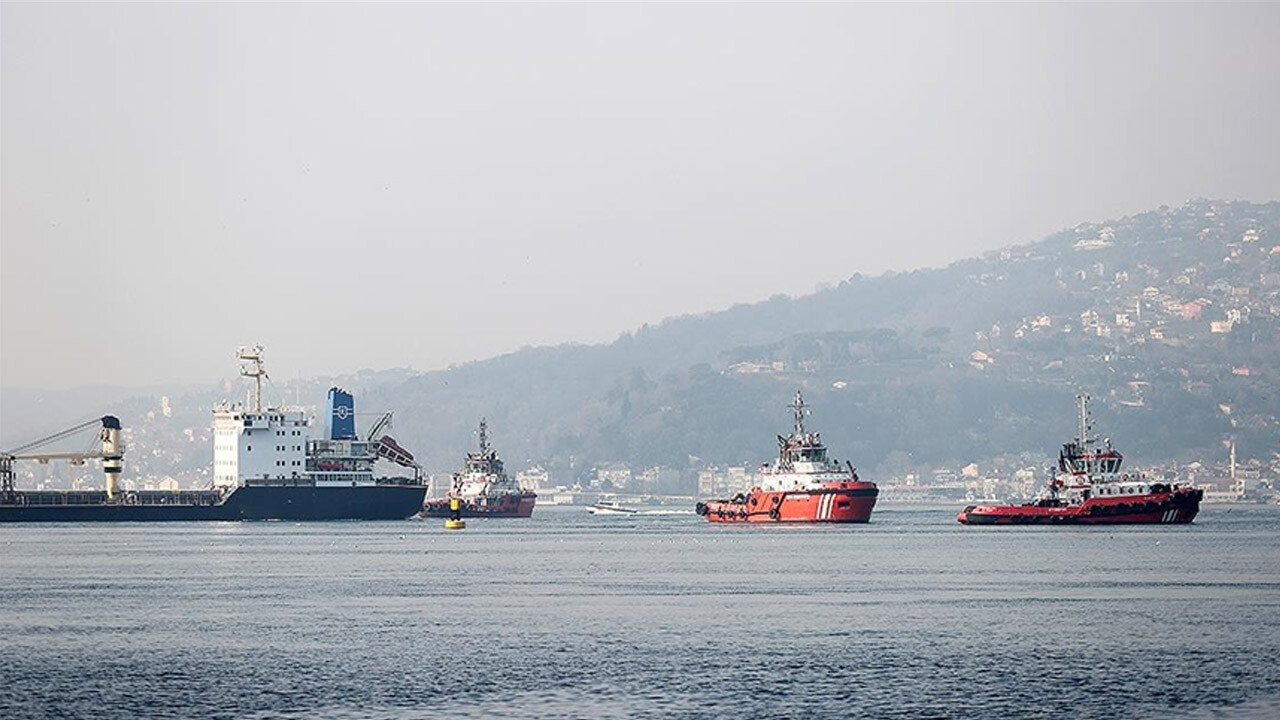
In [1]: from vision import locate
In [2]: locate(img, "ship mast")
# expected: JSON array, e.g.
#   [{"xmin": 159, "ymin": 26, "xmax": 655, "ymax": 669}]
[
  {"xmin": 791, "ymin": 390, "xmax": 809, "ymax": 435},
  {"xmin": 479, "ymin": 417, "xmax": 489, "ymax": 454},
  {"xmin": 1075, "ymin": 393, "xmax": 1093, "ymax": 446},
  {"xmin": 238, "ymin": 346, "xmax": 269, "ymax": 413}
]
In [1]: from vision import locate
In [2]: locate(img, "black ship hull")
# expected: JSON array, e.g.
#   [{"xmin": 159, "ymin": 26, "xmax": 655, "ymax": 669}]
[{"xmin": 0, "ymin": 484, "xmax": 428, "ymax": 522}]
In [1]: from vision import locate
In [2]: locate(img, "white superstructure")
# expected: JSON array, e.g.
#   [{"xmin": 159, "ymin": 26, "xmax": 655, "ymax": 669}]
[
  {"xmin": 212, "ymin": 347, "xmax": 309, "ymax": 488},
  {"xmin": 444, "ymin": 419, "xmax": 531, "ymax": 501},
  {"xmin": 212, "ymin": 406, "xmax": 309, "ymax": 487},
  {"xmin": 211, "ymin": 346, "xmax": 424, "ymax": 491},
  {"xmin": 758, "ymin": 391, "xmax": 860, "ymax": 492}
]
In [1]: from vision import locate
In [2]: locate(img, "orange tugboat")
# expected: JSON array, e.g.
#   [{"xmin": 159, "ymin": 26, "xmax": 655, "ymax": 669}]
[
  {"xmin": 420, "ymin": 419, "xmax": 536, "ymax": 519},
  {"xmin": 696, "ymin": 391, "xmax": 877, "ymax": 524},
  {"xmin": 958, "ymin": 394, "xmax": 1202, "ymax": 525}
]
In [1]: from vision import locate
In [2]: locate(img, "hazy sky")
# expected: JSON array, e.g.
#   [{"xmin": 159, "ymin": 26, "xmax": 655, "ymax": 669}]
[{"xmin": 2, "ymin": 3, "xmax": 1278, "ymax": 390}]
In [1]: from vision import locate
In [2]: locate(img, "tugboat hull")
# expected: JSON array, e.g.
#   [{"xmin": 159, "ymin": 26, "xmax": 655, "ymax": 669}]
[
  {"xmin": 957, "ymin": 487, "xmax": 1203, "ymax": 525},
  {"xmin": 697, "ymin": 483, "xmax": 878, "ymax": 524},
  {"xmin": 420, "ymin": 492, "xmax": 536, "ymax": 518},
  {"xmin": 697, "ymin": 391, "xmax": 878, "ymax": 525}
]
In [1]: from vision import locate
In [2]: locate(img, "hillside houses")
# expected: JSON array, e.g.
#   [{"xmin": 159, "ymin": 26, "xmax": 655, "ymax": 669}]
[{"xmin": 997, "ymin": 203, "xmax": 1275, "ymax": 352}]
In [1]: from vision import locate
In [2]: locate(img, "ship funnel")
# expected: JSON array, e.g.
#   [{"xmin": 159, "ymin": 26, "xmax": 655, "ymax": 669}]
[
  {"xmin": 100, "ymin": 415, "xmax": 125, "ymax": 500},
  {"xmin": 325, "ymin": 388, "xmax": 357, "ymax": 440}
]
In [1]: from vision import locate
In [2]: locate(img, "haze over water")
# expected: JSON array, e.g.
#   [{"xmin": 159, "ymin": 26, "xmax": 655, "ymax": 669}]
[
  {"xmin": 2, "ymin": 505, "xmax": 1278, "ymax": 719},
  {"xmin": 4, "ymin": 4, "xmax": 1279, "ymax": 390}
]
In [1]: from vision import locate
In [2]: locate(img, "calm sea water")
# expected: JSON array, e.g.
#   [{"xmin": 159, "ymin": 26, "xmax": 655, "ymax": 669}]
[{"xmin": 2, "ymin": 504, "xmax": 1278, "ymax": 720}]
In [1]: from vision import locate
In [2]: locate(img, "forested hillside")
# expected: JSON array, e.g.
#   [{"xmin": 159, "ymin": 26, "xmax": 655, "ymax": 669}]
[
  {"xmin": 359, "ymin": 198, "xmax": 1280, "ymax": 481},
  {"xmin": 7, "ymin": 199, "xmax": 1278, "ymax": 489}
]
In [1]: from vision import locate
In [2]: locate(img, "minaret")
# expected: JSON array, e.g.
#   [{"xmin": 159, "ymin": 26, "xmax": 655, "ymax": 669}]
[{"xmin": 1230, "ymin": 438, "xmax": 1238, "ymax": 492}]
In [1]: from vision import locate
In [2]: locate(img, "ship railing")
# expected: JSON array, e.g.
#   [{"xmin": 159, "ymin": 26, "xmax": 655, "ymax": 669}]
[
  {"xmin": 3, "ymin": 489, "xmax": 224, "ymax": 507},
  {"xmin": 374, "ymin": 475, "xmax": 426, "ymax": 486},
  {"xmin": 242, "ymin": 476, "xmax": 316, "ymax": 488}
]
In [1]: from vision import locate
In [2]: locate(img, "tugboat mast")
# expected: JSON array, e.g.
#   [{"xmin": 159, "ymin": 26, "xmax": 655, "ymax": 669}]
[
  {"xmin": 791, "ymin": 390, "xmax": 809, "ymax": 436},
  {"xmin": 1075, "ymin": 393, "xmax": 1094, "ymax": 446}
]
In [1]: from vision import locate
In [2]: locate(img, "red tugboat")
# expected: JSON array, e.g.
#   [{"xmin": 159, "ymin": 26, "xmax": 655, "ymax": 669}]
[
  {"xmin": 696, "ymin": 391, "xmax": 877, "ymax": 524},
  {"xmin": 420, "ymin": 419, "xmax": 536, "ymax": 519},
  {"xmin": 957, "ymin": 394, "xmax": 1202, "ymax": 525}
]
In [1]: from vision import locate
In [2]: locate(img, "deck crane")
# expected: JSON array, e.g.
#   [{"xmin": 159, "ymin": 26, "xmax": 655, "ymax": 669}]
[
  {"xmin": 1, "ymin": 416, "xmax": 126, "ymax": 500},
  {"xmin": 364, "ymin": 411, "xmax": 425, "ymax": 483}
]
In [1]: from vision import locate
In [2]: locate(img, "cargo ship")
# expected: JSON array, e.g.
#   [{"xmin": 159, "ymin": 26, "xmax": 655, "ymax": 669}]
[
  {"xmin": 0, "ymin": 347, "xmax": 428, "ymax": 522},
  {"xmin": 957, "ymin": 394, "xmax": 1202, "ymax": 525},
  {"xmin": 696, "ymin": 391, "xmax": 877, "ymax": 523},
  {"xmin": 420, "ymin": 419, "xmax": 536, "ymax": 518}
]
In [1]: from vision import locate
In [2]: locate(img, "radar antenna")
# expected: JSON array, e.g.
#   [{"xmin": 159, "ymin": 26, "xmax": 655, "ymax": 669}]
[
  {"xmin": 790, "ymin": 390, "xmax": 810, "ymax": 435},
  {"xmin": 1075, "ymin": 393, "xmax": 1093, "ymax": 446},
  {"xmin": 237, "ymin": 346, "xmax": 269, "ymax": 412}
]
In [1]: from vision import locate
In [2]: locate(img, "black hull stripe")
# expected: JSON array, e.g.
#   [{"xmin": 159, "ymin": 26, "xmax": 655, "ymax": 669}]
[{"xmin": 0, "ymin": 485, "xmax": 428, "ymax": 522}]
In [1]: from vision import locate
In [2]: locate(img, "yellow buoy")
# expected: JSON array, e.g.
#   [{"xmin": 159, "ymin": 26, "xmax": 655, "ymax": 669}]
[{"xmin": 444, "ymin": 496, "xmax": 466, "ymax": 530}]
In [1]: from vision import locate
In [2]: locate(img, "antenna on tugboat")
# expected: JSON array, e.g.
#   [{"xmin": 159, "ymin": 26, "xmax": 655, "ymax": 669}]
[
  {"xmin": 791, "ymin": 390, "xmax": 809, "ymax": 435},
  {"xmin": 1075, "ymin": 393, "xmax": 1093, "ymax": 445}
]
